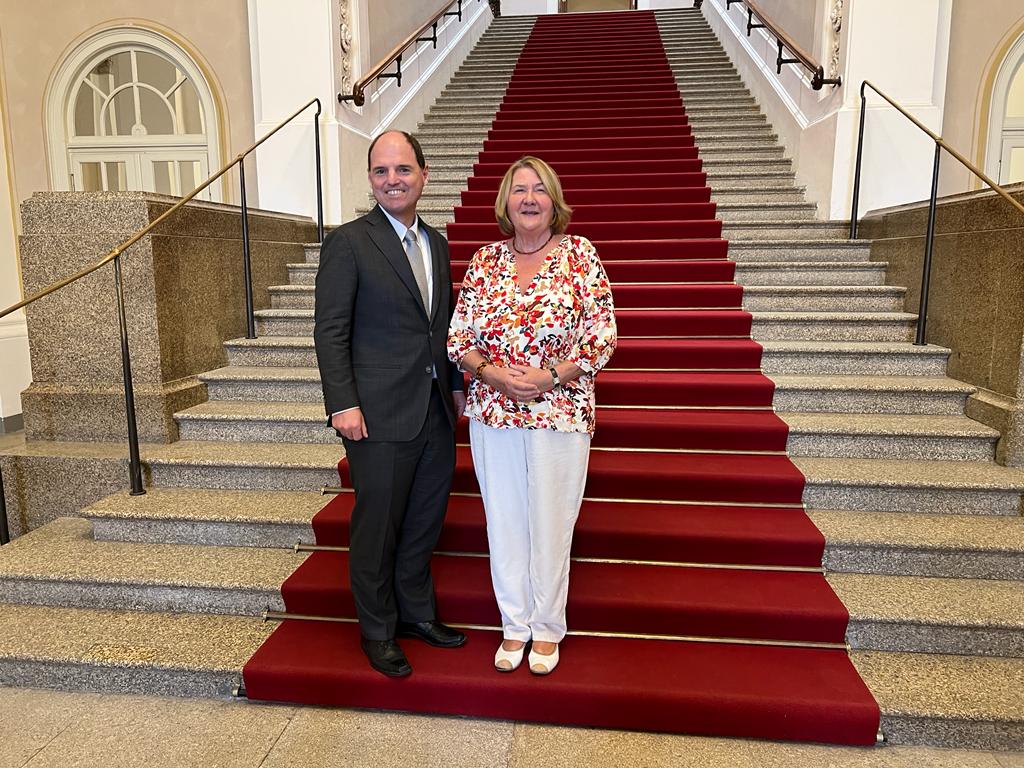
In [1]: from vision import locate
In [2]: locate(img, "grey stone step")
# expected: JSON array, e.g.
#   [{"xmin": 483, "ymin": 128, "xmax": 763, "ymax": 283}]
[
  {"xmin": 735, "ymin": 261, "xmax": 885, "ymax": 285},
  {"xmin": 769, "ymin": 374, "xmax": 975, "ymax": 416},
  {"xmin": 4, "ymin": 520, "xmax": 1018, "ymax": 663},
  {"xmin": 83, "ymin": 489, "xmax": 1024, "ymax": 584},
  {"xmin": 722, "ymin": 221, "xmax": 851, "ymax": 240},
  {"xmin": 794, "ymin": 455, "xmax": 1024, "ymax": 515},
  {"xmin": 811, "ymin": 509, "xmax": 1024, "ymax": 580},
  {"xmin": 84, "ymin": 487, "xmax": 323, "ymax": 548},
  {"xmin": 0, "ymin": 602, "xmax": 267, "ymax": 698},
  {"xmin": 176, "ymin": 398, "xmax": 995, "ymax": 463},
  {"xmin": 220, "ymin": 335, "xmax": 950, "ymax": 378},
  {"xmin": 176, "ymin": 401, "xmax": 335, "ymax": 445},
  {"xmin": 741, "ymin": 285, "xmax": 905, "ymax": 312},
  {"xmin": 759, "ymin": 340, "xmax": 949, "ymax": 376},
  {"xmin": 750, "ymin": 312, "xmax": 916, "ymax": 342},
  {"xmin": 268, "ymin": 282, "xmax": 903, "ymax": 313},
  {"xmin": 0, "ymin": 518, "xmax": 293, "ymax": 615},
  {"xmin": 255, "ymin": 303, "xmax": 912, "ymax": 343},
  {"xmin": 394, "ymin": 186, "xmax": 808, "ymax": 210},
  {"xmin": 781, "ymin": 412, "xmax": 998, "ymax": 462},
  {"xmin": 200, "ymin": 366, "xmax": 976, "ymax": 417},
  {"xmin": 851, "ymin": 649, "xmax": 1023, "ymax": 749},
  {"xmin": 146, "ymin": 439, "xmax": 340, "ymax": 491},
  {"xmin": 727, "ymin": 240, "xmax": 873, "ymax": 262},
  {"xmin": 829, "ymin": 571, "xmax": 1022, "ymax": 657}
]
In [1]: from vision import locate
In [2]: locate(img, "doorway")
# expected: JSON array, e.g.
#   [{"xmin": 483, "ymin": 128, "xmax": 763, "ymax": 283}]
[{"xmin": 562, "ymin": 0, "xmax": 634, "ymax": 12}]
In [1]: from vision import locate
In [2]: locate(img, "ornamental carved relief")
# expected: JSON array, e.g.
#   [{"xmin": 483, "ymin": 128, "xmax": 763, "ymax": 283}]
[
  {"xmin": 339, "ymin": 0, "xmax": 354, "ymax": 95},
  {"xmin": 828, "ymin": 0, "xmax": 843, "ymax": 82}
]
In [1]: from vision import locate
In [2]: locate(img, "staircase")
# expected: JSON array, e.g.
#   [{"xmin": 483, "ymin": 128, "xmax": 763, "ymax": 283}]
[{"xmin": 0, "ymin": 7, "xmax": 1020, "ymax": 751}]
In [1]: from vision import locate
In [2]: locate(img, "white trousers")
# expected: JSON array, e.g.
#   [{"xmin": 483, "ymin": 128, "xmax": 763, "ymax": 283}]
[{"xmin": 469, "ymin": 420, "xmax": 591, "ymax": 644}]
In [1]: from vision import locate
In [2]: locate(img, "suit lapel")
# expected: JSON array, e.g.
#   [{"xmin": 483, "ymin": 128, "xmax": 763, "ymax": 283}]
[
  {"xmin": 426, "ymin": 224, "xmax": 446, "ymax": 326},
  {"xmin": 366, "ymin": 205, "xmax": 427, "ymax": 316}
]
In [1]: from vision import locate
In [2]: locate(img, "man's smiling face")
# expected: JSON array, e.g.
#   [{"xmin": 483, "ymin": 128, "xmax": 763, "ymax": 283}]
[{"xmin": 368, "ymin": 132, "xmax": 428, "ymax": 226}]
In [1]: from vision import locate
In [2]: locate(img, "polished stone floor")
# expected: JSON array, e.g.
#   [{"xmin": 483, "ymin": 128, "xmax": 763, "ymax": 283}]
[{"xmin": 0, "ymin": 687, "xmax": 1021, "ymax": 768}]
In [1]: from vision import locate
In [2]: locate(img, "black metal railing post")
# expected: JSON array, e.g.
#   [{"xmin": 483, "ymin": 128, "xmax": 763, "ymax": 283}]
[
  {"xmin": 239, "ymin": 162, "xmax": 257, "ymax": 339},
  {"xmin": 850, "ymin": 83, "xmax": 868, "ymax": 239},
  {"xmin": 113, "ymin": 254, "xmax": 145, "ymax": 496},
  {"xmin": 314, "ymin": 99, "xmax": 324, "ymax": 242},
  {"xmin": 915, "ymin": 143, "xmax": 942, "ymax": 347},
  {"xmin": 0, "ymin": 464, "xmax": 10, "ymax": 544}
]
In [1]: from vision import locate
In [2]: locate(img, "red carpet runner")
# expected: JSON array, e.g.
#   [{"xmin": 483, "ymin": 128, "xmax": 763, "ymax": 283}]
[{"xmin": 243, "ymin": 10, "xmax": 881, "ymax": 744}]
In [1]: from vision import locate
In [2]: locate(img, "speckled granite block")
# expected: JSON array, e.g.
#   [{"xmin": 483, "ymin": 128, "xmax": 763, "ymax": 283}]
[
  {"xmin": 823, "ymin": 545, "xmax": 1023, "ymax": 580},
  {"xmin": 803, "ymin": 482, "xmax": 1021, "ymax": 515},
  {"xmin": 18, "ymin": 192, "xmax": 315, "ymax": 443},
  {"xmin": 22, "ymin": 378, "xmax": 206, "ymax": 444},
  {"xmin": 967, "ymin": 390, "xmax": 1024, "ymax": 468},
  {"xmin": 150, "ymin": 464, "xmax": 335, "ymax": 491},
  {"xmin": 0, "ymin": 447, "xmax": 129, "ymax": 537},
  {"xmin": 846, "ymin": 621, "xmax": 1022, "ymax": 657},
  {"xmin": 0, "ymin": 659, "xmax": 240, "ymax": 699},
  {"xmin": 743, "ymin": 287, "xmax": 904, "ymax": 312},
  {"xmin": 91, "ymin": 518, "xmax": 311, "ymax": 548},
  {"xmin": 760, "ymin": 345, "xmax": 949, "ymax": 377},
  {"xmin": 788, "ymin": 433, "xmax": 996, "ymax": 462}
]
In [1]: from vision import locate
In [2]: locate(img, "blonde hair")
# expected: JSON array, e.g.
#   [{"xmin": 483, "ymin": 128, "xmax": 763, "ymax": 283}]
[{"xmin": 493, "ymin": 156, "xmax": 572, "ymax": 237}]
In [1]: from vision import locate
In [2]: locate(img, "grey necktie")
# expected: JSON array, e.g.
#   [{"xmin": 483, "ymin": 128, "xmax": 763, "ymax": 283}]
[{"xmin": 403, "ymin": 229, "xmax": 430, "ymax": 312}]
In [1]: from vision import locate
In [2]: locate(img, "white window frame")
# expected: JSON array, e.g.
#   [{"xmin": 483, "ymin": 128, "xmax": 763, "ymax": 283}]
[
  {"xmin": 984, "ymin": 32, "xmax": 1024, "ymax": 184},
  {"xmin": 45, "ymin": 27, "xmax": 223, "ymax": 201}
]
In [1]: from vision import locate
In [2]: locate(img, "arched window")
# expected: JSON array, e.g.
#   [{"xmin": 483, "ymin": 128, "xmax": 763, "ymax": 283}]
[
  {"xmin": 47, "ymin": 28, "xmax": 222, "ymax": 200},
  {"xmin": 986, "ymin": 32, "xmax": 1024, "ymax": 185}
]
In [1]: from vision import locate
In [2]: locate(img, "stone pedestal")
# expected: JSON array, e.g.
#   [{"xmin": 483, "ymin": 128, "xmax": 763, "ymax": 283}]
[
  {"xmin": 17, "ymin": 192, "xmax": 316, "ymax": 444},
  {"xmin": 861, "ymin": 183, "xmax": 1024, "ymax": 466}
]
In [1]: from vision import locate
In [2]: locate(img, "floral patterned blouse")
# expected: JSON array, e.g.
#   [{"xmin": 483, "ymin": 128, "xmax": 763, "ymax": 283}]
[{"xmin": 447, "ymin": 234, "xmax": 617, "ymax": 435}]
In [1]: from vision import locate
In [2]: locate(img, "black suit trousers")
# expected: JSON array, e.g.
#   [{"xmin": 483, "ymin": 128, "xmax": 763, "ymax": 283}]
[{"xmin": 342, "ymin": 382, "xmax": 456, "ymax": 640}]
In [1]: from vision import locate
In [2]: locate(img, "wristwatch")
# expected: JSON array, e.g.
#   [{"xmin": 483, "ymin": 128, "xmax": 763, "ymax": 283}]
[{"xmin": 549, "ymin": 367, "xmax": 560, "ymax": 388}]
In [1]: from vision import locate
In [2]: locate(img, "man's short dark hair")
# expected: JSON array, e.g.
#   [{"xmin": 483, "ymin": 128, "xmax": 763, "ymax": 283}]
[{"xmin": 367, "ymin": 130, "xmax": 426, "ymax": 170}]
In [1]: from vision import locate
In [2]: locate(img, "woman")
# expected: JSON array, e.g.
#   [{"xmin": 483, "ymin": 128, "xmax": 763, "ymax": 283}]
[{"xmin": 447, "ymin": 156, "xmax": 616, "ymax": 675}]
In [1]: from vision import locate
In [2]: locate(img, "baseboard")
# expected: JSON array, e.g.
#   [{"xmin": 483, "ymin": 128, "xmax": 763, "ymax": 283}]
[{"xmin": 0, "ymin": 413, "xmax": 23, "ymax": 435}]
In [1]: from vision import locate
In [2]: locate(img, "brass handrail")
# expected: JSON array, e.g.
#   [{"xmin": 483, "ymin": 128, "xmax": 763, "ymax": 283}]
[
  {"xmin": 725, "ymin": 0, "xmax": 840, "ymax": 90},
  {"xmin": 0, "ymin": 97, "xmax": 323, "ymax": 321},
  {"xmin": 850, "ymin": 80, "xmax": 1024, "ymax": 347},
  {"xmin": 339, "ymin": 0, "xmax": 482, "ymax": 107},
  {"xmin": 853, "ymin": 81, "xmax": 1024, "ymax": 220}
]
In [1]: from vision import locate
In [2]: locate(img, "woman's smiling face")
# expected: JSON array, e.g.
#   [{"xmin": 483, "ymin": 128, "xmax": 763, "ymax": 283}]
[{"xmin": 506, "ymin": 166, "xmax": 554, "ymax": 239}]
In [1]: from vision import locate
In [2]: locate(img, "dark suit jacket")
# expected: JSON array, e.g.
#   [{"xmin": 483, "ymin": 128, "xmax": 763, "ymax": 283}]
[{"xmin": 313, "ymin": 205, "xmax": 462, "ymax": 442}]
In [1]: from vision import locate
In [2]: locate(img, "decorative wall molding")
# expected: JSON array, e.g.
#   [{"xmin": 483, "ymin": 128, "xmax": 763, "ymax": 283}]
[
  {"xmin": 338, "ymin": 0, "xmax": 354, "ymax": 95},
  {"xmin": 828, "ymin": 0, "xmax": 843, "ymax": 82}
]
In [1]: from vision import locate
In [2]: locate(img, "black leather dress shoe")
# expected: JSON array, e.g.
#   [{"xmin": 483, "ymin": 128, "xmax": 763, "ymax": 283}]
[
  {"xmin": 396, "ymin": 620, "xmax": 467, "ymax": 648},
  {"xmin": 360, "ymin": 637, "xmax": 412, "ymax": 677}
]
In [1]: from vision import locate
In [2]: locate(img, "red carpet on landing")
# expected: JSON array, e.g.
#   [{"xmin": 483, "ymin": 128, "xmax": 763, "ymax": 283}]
[{"xmin": 243, "ymin": 10, "xmax": 881, "ymax": 744}]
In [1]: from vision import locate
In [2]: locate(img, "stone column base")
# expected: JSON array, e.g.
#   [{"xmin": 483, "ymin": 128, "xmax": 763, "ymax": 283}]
[
  {"xmin": 20, "ymin": 377, "xmax": 206, "ymax": 444},
  {"xmin": 967, "ymin": 390, "xmax": 1024, "ymax": 468}
]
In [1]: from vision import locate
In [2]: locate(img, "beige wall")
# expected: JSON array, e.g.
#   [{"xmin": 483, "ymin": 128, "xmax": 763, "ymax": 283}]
[
  {"xmin": 939, "ymin": 1, "xmax": 1024, "ymax": 195},
  {"xmin": 367, "ymin": 1, "xmax": 451, "ymax": 66},
  {"xmin": 0, "ymin": 0, "xmax": 256, "ymax": 212},
  {"xmin": 750, "ymin": 0, "xmax": 824, "ymax": 60}
]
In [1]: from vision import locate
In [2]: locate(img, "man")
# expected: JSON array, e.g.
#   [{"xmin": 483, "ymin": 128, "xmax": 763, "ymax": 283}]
[{"xmin": 314, "ymin": 130, "xmax": 467, "ymax": 677}]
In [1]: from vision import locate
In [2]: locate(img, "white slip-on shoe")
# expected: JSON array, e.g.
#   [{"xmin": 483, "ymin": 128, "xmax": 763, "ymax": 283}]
[
  {"xmin": 494, "ymin": 641, "xmax": 526, "ymax": 672},
  {"xmin": 528, "ymin": 644, "xmax": 559, "ymax": 675}
]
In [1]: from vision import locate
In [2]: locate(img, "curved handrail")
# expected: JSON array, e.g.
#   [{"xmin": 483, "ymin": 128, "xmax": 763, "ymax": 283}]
[
  {"xmin": 725, "ymin": 0, "xmax": 840, "ymax": 90},
  {"xmin": 0, "ymin": 97, "xmax": 323, "ymax": 321},
  {"xmin": 854, "ymin": 81, "xmax": 1024, "ymax": 220},
  {"xmin": 339, "ymin": 0, "xmax": 481, "ymax": 107},
  {"xmin": 850, "ymin": 80, "xmax": 1024, "ymax": 347}
]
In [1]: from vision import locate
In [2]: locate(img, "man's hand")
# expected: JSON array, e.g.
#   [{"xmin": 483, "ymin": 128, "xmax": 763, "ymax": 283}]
[
  {"xmin": 453, "ymin": 391, "xmax": 467, "ymax": 419},
  {"xmin": 331, "ymin": 408, "xmax": 368, "ymax": 441},
  {"xmin": 484, "ymin": 366, "xmax": 540, "ymax": 401}
]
